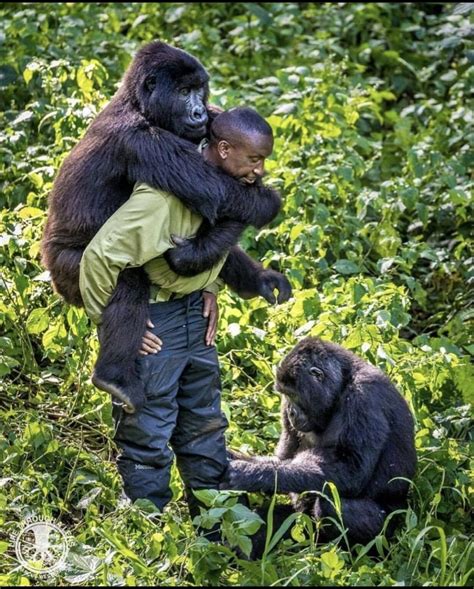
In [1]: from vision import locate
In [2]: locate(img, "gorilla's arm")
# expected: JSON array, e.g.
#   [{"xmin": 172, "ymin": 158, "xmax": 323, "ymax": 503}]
[
  {"xmin": 163, "ymin": 219, "xmax": 246, "ymax": 276},
  {"xmin": 125, "ymin": 126, "xmax": 281, "ymax": 229},
  {"xmin": 223, "ymin": 388, "xmax": 390, "ymax": 496},
  {"xmin": 218, "ymin": 246, "xmax": 292, "ymax": 304},
  {"xmin": 275, "ymin": 402, "xmax": 301, "ymax": 460},
  {"xmin": 163, "ymin": 177, "xmax": 279, "ymax": 277}
]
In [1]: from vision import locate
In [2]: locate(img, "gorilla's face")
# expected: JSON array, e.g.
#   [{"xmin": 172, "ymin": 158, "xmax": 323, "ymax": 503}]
[
  {"xmin": 131, "ymin": 42, "xmax": 210, "ymax": 141},
  {"xmin": 283, "ymin": 397, "xmax": 313, "ymax": 432},
  {"xmin": 166, "ymin": 69, "xmax": 209, "ymax": 139},
  {"xmin": 174, "ymin": 84, "xmax": 208, "ymax": 138},
  {"xmin": 144, "ymin": 69, "xmax": 209, "ymax": 140},
  {"xmin": 276, "ymin": 338, "xmax": 346, "ymax": 433}
]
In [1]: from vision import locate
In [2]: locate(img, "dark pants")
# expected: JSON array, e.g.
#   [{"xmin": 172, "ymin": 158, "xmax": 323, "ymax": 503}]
[{"xmin": 112, "ymin": 290, "xmax": 229, "ymax": 511}]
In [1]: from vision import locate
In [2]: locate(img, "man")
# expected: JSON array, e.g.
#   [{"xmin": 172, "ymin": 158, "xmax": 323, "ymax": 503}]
[{"xmin": 79, "ymin": 107, "xmax": 279, "ymax": 517}]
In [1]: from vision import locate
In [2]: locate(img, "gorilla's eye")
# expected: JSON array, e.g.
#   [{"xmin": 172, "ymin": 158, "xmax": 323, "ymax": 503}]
[
  {"xmin": 179, "ymin": 87, "xmax": 190, "ymax": 97},
  {"xmin": 309, "ymin": 367, "xmax": 324, "ymax": 379},
  {"xmin": 145, "ymin": 75, "xmax": 157, "ymax": 91}
]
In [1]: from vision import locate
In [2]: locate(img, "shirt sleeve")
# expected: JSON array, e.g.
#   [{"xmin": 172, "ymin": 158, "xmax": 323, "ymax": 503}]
[
  {"xmin": 79, "ymin": 185, "xmax": 172, "ymax": 324},
  {"xmin": 203, "ymin": 277, "xmax": 225, "ymax": 297}
]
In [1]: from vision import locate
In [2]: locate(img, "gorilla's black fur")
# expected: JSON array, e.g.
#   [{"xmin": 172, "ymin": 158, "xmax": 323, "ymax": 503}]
[
  {"xmin": 223, "ymin": 337, "xmax": 417, "ymax": 553},
  {"xmin": 41, "ymin": 41, "xmax": 291, "ymax": 412}
]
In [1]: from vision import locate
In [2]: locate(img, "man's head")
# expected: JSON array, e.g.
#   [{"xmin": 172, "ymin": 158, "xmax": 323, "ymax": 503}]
[{"xmin": 205, "ymin": 107, "xmax": 274, "ymax": 184}]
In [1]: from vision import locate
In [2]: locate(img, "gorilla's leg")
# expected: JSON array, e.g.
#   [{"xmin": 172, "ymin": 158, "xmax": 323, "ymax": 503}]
[
  {"xmin": 42, "ymin": 243, "xmax": 84, "ymax": 307},
  {"xmin": 250, "ymin": 503, "xmax": 296, "ymax": 560},
  {"xmin": 314, "ymin": 496, "xmax": 386, "ymax": 545},
  {"xmin": 92, "ymin": 268, "xmax": 150, "ymax": 413}
]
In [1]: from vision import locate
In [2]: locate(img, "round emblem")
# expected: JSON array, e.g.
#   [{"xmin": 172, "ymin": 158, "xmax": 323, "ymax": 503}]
[{"xmin": 15, "ymin": 518, "xmax": 69, "ymax": 575}]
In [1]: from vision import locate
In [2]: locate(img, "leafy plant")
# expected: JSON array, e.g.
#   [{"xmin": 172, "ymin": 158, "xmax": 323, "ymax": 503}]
[{"xmin": 0, "ymin": 2, "xmax": 472, "ymax": 586}]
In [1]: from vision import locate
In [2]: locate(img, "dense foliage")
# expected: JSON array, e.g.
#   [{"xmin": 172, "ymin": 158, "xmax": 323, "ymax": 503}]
[{"xmin": 0, "ymin": 2, "xmax": 472, "ymax": 586}]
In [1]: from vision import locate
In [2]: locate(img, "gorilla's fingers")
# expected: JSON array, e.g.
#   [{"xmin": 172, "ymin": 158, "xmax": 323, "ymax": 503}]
[
  {"xmin": 276, "ymin": 275, "xmax": 292, "ymax": 304},
  {"xmin": 259, "ymin": 269, "xmax": 292, "ymax": 305},
  {"xmin": 223, "ymin": 460, "xmax": 264, "ymax": 492},
  {"xmin": 260, "ymin": 283, "xmax": 277, "ymax": 305},
  {"xmin": 170, "ymin": 234, "xmax": 187, "ymax": 246},
  {"xmin": 163, "ymin": 242, "xmax": 201, "ymax": 277},
  {"xmin": 227, "ymin": 449, "xmax": 252, "ymax": 461}
]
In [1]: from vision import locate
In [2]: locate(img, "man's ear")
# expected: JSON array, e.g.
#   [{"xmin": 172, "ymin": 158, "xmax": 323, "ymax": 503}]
[{"xmin": 217, "ymin": 140, "xmax": 231, "ymax": 160}]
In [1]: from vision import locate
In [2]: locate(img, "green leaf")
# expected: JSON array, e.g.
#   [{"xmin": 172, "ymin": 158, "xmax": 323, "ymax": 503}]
[
  {"xmin": 97, "ymin": 526, "xmax": 149, "ymax": 572},
  {"xmin": 192, "ymin": 488, "xmax": 220, "ymax": 507},
  {"xmin": 237, "ymin": 535, "xmax": 253, "ymax": 558},
  {"xmin": 42, "ymin": 320, "xmax": 66, "ymax": 352},
  {"xmin": 333, "ymin": 260, "xmax": 360, "ymax": 275},
  {"xmin": 243, "ymin": 3, "xmax": 272, "ymax": 25},
  {"xmin": 26, "ymin": 308, "xmax": 50, "ymax": 334}
]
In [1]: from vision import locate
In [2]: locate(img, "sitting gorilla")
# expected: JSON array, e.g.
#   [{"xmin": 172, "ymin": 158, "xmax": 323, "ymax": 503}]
[{"xmin": 222, "ymin": 337, "xmax": 417, "ymax": 551}]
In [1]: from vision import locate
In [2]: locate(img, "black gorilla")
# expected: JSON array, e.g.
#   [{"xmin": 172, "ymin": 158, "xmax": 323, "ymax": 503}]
[
  {"xmin": 222, "ymin": 337, "xmax": 417, "ymax": 552},
  {"xmin": 41, "ymin": 41, "xmax": 291, "ymax": 411}
]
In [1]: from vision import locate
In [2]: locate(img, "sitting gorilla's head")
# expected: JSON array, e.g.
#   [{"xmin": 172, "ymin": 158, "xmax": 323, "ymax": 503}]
[{"xmin": 275, "ymin": 338, "xmax": 351, "ymax": 433}]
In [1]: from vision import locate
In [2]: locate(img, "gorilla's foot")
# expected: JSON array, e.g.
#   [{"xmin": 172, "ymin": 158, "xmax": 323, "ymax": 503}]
[{"xmin": 91, "ymin": 370, "xmax": 145, "ymax": 414}]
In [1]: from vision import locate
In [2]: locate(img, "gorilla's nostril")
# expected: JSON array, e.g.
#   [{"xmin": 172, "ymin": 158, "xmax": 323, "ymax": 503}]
[{"xmin": 192, "ymin": 107, "xmax": 206, "ymax": 123}]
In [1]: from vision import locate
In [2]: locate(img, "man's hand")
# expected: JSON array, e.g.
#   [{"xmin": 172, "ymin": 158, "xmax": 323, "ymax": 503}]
[
  {"xmin": 257, "ymin": 269, "xmax": 292, "ymax": 305},
  {"xmin": 202, "ymin": 291, "xmax": 218, "ymax": 346},
  {"xmin": 139, "ymin": 319, "xmax": 162, "ymax": 355}
]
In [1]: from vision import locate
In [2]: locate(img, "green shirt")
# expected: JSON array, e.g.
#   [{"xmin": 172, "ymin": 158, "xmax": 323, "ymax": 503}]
[{"xmin": 79, "ymin": 182, "xmax": 226, "ymax": 324}]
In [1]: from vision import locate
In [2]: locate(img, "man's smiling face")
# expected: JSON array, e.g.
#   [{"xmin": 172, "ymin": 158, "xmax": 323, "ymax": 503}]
[{"xmin": 217, "ymin": 132, "xmax": 274, "ymax": 184}]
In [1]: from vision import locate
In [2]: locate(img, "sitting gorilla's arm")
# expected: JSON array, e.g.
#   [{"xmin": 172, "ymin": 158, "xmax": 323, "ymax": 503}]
[
  {"xmin": 275, "ymin": 399, "xmax": 301, "ymax": 460},
  {"xmin": 227, "ymin": 449, "xmax": 280, "ymax": 465},
  {"xmin": 223, "ymin": 384, "xmax": 390, "ymax": 496}
]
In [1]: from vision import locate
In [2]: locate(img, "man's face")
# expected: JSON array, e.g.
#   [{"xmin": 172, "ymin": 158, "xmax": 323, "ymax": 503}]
[{"xmin": 217, "ymin": 132, "xmax": 273, "ymax": 184}]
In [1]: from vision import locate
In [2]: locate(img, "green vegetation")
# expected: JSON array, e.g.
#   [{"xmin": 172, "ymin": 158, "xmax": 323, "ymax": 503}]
[{"xmin": 0, "ymin": 2, "xmax": 472, "ymax": 586}]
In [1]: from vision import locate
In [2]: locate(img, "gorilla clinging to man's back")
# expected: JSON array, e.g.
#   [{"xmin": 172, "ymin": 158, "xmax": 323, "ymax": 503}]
[
  {"xmin": 223, "ymin": 337, "xmax": 417, "ymax": 552},
  {"xmin": 41, "ymin": 41, "xmax": 291, "ymax": 409}
]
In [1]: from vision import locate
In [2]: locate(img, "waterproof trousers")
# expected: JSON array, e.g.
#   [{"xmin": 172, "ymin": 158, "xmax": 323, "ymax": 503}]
[{"xmin": 112, "ymin": 290, "xmax": 229, "ymax": 511}]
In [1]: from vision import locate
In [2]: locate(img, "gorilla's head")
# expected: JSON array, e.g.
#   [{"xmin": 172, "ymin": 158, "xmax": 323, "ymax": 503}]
[
  {"xmin": 276, "ymin": 338, "xmax": 352, "ymax": 433},
  {"xmin": 122, "ymin": 41, "xmax": 210, "ymax": 140}
]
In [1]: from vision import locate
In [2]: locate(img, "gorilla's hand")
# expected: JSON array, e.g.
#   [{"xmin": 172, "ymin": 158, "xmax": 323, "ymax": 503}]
[
  {"xmin": 257, "ymin": 269, "xmax": 292, "ymax": 305},
  {"xmin": 227, "ymin": 449, "xmax": 253, "ymax": 461},
  {"xmin": 164, "ymin": 235, "xmax": 204, "ymax": 277},
  {"xmin": 220, "ymin": 460, "xmax": 258, "ymax": 491},
  {"xmin": 164, "ymin": 220, "xmax": 245, "ymax": 278},
  {"xmin": 221, "ymin": 457, "xmax": 281, "ymax": 491}
]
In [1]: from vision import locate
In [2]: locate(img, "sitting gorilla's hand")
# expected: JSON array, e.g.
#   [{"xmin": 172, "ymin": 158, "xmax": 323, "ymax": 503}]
[
  {"xmin": 220, "ymin": 459, "xmax": 255, "ymax": 491},
  {"xmin": 227, "ymin": 449, "xmax": 253, "ymax": 461},
  {"xmin": 257, "ymin": 268, "xmax": 292, "ymax": 305},
  {"xmin": 221, "ymin": 453, "xmax": 282, "ymax": 491}
]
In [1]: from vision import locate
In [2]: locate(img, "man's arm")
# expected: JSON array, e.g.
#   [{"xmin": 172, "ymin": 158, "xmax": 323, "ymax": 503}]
[{"xmin": 79, "ymin": 185, "xmax": 172, "ymax": 324}]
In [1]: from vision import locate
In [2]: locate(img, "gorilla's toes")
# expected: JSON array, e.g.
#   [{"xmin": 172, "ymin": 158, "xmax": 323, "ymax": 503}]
[{"xmin": 91, "ymin": 371, "xmax": 146, "ymax": 414}]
